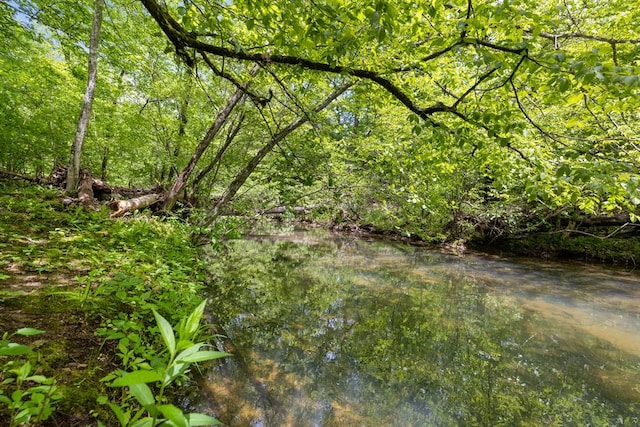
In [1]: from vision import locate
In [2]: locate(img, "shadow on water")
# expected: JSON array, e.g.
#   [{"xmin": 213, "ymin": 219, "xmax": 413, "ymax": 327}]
[{"xmin": 200, "ymin": 229, "xmax": 640, "ymax": 426}]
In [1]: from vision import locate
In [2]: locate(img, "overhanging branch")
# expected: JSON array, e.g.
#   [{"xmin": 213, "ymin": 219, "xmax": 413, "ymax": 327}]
[{"xmin": 138, "ymin": 0, "xmax": 517, "ymax": 122}]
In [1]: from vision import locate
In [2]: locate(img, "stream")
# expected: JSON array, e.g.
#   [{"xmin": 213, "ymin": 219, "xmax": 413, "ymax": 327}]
[{"xmin": 199, "ymin": 229, "xmax": 640, "ymax": 426}]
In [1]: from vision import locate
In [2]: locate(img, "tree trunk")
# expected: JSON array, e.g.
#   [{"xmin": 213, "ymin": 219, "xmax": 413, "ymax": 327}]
[
  {"xmin": 200, "ymin": 81, "xmax": 353, "ymax": 226},
  {"xmin": 110, "ymin": 194, "xmax": 162, "ymax": 218},
  {"xmin": 191, "ymin": 111, "xmax": 245, "ymax": 194},
  {"xmin": 66, "ymin": 0, "xmax": 104, "ymax": 193},
  {"xmin": 162, "ymin": 64, "xmax": 260, "ymax": 212},
  {"xmin": 100, "ymin": 146, "xmax": 109, "ymax": 181}
]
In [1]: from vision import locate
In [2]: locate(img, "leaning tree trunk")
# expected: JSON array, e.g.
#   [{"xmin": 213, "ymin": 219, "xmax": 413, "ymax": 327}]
[
  {"xmin": 163, "ymin": 64, "xmax": 260, "ymax": 212},
  {"xmin": 66, "ymin": 0, "xmax": 103, "ymax": 193},
  {"xmin": 200, "ymin": 81, "xmax": 354, "ymax": 227},
  {"xmin": 191, "ymin": 111, "xmax": 245, "ymax": 194}
]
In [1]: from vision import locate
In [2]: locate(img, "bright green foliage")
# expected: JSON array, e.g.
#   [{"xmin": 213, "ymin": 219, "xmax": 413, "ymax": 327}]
[
  {"xmin": 0, "ymin": 184, "xmax": 219, "ymax": 423},
  {"xmin": 1, "ymin": 0, "xmax": 640, "ymax": 235},
  {"xmin": 0, "ymin": 0, "xmax": 221, "ymax": 185},
  {"xmin": 0, "ymin": 2, "xmax": 81, "ymax": 175},
  {"xmin": 133, "ymin": 0, "xmax": 638, "ymax": 236},
  {"xmin": 0, "ymin": 328, "xmax": 62, "ymax": 426},
  {"xmin": 100, "ymin": 301, "xmax": 227, "ymax": 426}
]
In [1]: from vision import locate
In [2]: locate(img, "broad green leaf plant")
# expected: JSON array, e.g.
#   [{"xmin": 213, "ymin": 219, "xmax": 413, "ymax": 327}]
[
  {"xmin": 0, "ymin": 328, "xmax": 62, "ymax": 427},
  {"xmin": 99, "ymin": 300, "xmax": 229, "ymax": 427}
]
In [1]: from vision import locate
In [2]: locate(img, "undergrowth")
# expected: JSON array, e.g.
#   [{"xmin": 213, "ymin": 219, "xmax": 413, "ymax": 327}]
[{"xmin": 0, "ymin": 181, "xmax": 220, "ymax": 425}]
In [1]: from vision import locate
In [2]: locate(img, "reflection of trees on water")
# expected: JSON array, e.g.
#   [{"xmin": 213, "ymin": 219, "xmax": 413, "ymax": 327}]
[{"xmin": 204, "ymin": 235, "xmax": 640, "ymax": 426}]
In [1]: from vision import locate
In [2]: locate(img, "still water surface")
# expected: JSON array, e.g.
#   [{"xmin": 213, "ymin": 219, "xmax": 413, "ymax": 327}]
[{"xmin": 201, "ymin": 230, "xmax": 640, "ymax": 426}]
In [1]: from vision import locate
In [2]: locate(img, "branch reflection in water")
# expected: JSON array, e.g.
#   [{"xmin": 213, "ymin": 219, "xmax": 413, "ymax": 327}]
[{"xmin": 199, "ymin": 229, "xmax": 640, "ymax": 426}]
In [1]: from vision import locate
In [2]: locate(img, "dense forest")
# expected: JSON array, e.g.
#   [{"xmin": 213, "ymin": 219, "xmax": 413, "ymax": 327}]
[
  {"xmin": 1, "ymin": 0, "xmax": 640, "ymax": 425},
  {"xmin": 1, "ymin": 0, "xmax": 639, "ymax": 248}
]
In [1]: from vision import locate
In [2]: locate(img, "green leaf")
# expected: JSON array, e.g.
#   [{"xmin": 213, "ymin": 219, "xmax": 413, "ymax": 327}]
[
  {"xmin": 130, "ymin": 417, "xmax": 155, "ymax": 427},
  {"xmin": 553, "ymin": 52, "xmax": 566, "ymax": 62},
  {"xmin": 186, "ymin": 413, "xmax": 223, "ymax": 426},
  {"xmin": 176, "ymin": 348, "xmax": 231, "ymax": 364},
  {"xmin": 0, "ymin": 343, "xmax": 32, "ymax": 356},
  {"xmin": 129, "ymin": 383, "xmax": 156, "ymax": 413},
  {"xmin": 163, "ymin": 362, "xmax": 189, "ymax": 386},
  {"xmin": 12, "ymin": 389, "xmax": 25, "ymax": 402},
  {"xmin": 110, "ymin": 370, "xmax": 163, "ymax": 387},
  {"xmin": 368, "ymin": 11, "xmax": 380, "ymax": 25},
  {"xmin": 14, "ymin": 407, "xmax": 38, "ymax": 423},
  {"xmin": 558, "ymin": 77, "xmax": 571, "ymax": 92},
  {"xmin": 29, "ymin": 384, "xmax": 58, "ymax": 393},
  {"xmin": 158, "ymin": 404, "xmax": 188, "ymax": 427},
  {"xmin": 106, "ymin": 402, "xmax": 131, "ymax": 427},
  {"xmin": 153, "ymin": 309, "xmax": 176, "ymax": 358},
  {"xmin": 566, "ymin": 93, "xmax": 583, "ymax": 105},
  {"xmin": 179, "ymin": 300, "xmax": 206, "ymax": 340},
  {"xmin": 556, "ymin": 164, "xmax": 571, "ymax": 177},
  {"xmin": 174, "ymin": 342, "xmax": 202, "ymax": 361},
  {"xmin": 25, "ymin": 375, "xmax": 48, "ymax": 383},
  {"xmin": 176, "ymin": 339, "xmax": 195, "ymax": 353},
  {"xmin": 15, "ymin": 327, "xmax": 45, "ymax": 336}
]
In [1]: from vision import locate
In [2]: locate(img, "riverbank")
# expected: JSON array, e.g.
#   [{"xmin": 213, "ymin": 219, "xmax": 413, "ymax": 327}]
[
  {"xmin": 476, "ymin": 233, "xmax": 640, "ymax": 267},
  {"xmin": 325, "ymin": 218, "xmax": 640, "ymax": 267},
  {"xmin": 0, "ymin": 182, "xmax": 213, "ymax": 425},
  {"xmin": 1, "ymin": 182, "xmax": 638, "ymax": 423}
]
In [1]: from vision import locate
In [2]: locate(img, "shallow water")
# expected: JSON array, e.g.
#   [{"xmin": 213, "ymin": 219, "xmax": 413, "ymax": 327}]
[{"xmin": 201, "ymin": 230, "xmax": 640, "ymax": 426}]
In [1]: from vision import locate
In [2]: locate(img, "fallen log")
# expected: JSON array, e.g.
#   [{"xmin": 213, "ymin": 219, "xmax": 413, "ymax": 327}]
[
  {"xmin": 109, "ymin": 193, "xmax": 162, "ymax": 218},
  {"xmin": 574, "ymin": 214, "xmax": 634, "ymax": 227},
  {"xmin": 0, "ymin": 170, "xmax": 51, "ymax": 184}
]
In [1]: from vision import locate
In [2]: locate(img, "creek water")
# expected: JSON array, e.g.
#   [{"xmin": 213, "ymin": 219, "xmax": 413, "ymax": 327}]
[{"xmin": 200, "ymin": 229, "xmax": 640, "ymax": 426}]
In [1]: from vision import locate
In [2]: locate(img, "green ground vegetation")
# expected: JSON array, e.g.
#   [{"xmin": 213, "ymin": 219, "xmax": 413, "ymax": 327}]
[{"xmin": 0, "ymin": 182, "xmax": 222, "ymax": 425}]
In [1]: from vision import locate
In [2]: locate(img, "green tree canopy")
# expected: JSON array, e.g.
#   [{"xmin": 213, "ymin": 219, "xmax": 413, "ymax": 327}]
[{"xmin": 1, "ymin": 0, "xmax": 638, "ymax": 236}]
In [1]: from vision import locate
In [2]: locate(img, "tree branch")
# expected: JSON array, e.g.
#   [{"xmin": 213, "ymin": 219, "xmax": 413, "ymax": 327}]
[
  {"xmin": 200, "ymin": 81, "xmax": 354, "ymax": 225},
  {"xmin": 200, "ymin": 52, "xmax": 268, "ymax": 105},
  {"xmin": 539, "ymin": 31, "xmax": 640, "ymax": 45},
  {"xmin": 538, "ymin": 31, "xmax": 640, "ymax": 65},
  {"xmin": 138, "ymin": 0, "xmax": 519, "ymax": 122},
  {"xmin": 509, "ymin": 73, "xmax": 569, "ymax": 147},
  {"xmin": 452, "ymin": 65, "xmax": 499, "ymax": 109}
]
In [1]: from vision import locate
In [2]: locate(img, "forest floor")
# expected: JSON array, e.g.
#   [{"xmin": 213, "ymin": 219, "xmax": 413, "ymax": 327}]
[
  {"xmin": 0, "ymin": 182, "xmax": 209, "ymax": 425},
  {"xmin": 0, "ymin": 273, "xmax": 104, "ymax": 425}
]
